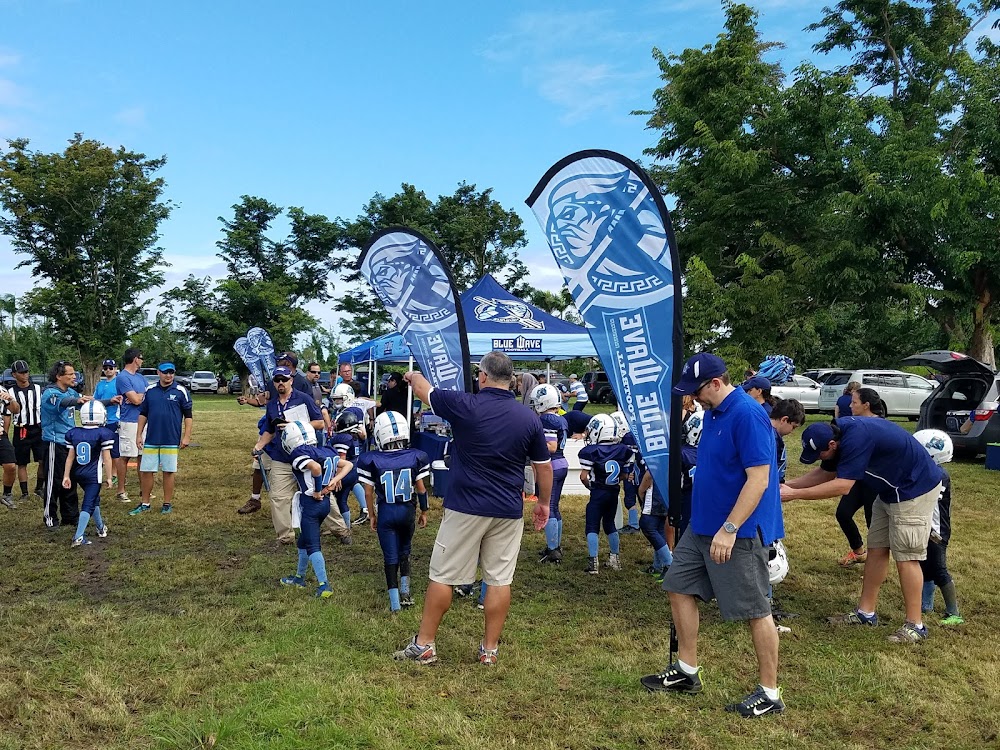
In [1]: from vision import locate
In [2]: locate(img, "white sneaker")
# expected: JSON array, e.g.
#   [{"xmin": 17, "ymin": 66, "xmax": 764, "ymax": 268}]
[
  {"xmin": 607, "ymin": 553, "xmax": 622, "ymax": 571},
  {"xmin": 97, "ymin": 524, "xmax": 109, "ymax": 538},
  {"xmin": 71, "ymin": 536, "xmax": 91, "ymax": 547}
]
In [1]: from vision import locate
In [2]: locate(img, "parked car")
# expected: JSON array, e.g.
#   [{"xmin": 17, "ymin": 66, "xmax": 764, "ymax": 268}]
[
  {"xmin": 1, "ymin": 368, "xmax": 13, "ymax": 387},
  {"xmin": 801, "ymin": 369, "xmax": 842, "ymax": 384},
  {"xmin": 143, "ymin": 374, "xmax": 159, "ymax": 388},
  {"xmin": 582, "ymin": 371, "xmax": 616, "ymax": 405},
  {"xmin": 176, "ymin": 371, "xmax": 193, "ymax": 388},
  {"xmin": 902, "ymin": 350, "xmax": 1000, "ymax": 457},
  {"xmin": 30, "ymin": 374, "xmax": 47, "ymax": 387},
  {"xmin": 189, "ymin": 371, "xmax": 218, "ymax": 393},
  {"xmin": 227, "ymin": 375, "xmax": 242, "ymax": 394},
  {"xmin": 818, "ymin": 369, "xmax": 936, "ymax": 418},
  {"xmin": 770, "ymin": 374, "xmax": 822, "ymax": 411}
]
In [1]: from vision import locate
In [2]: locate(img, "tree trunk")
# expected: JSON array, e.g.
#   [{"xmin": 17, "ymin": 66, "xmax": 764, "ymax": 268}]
[{"xmin": 968, "ymin": 271, "xmax": 995, "ymax": 369}]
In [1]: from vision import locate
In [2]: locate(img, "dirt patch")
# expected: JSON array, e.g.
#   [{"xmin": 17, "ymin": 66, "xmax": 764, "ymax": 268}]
[{"xmin": 77, "ymin": 544, "xmax": 116, "ymax": 601}]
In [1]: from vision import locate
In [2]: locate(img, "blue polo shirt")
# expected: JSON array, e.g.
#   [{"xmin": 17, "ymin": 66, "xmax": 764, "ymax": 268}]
[
  {"xmin": 563, "ymin": 409, "xmax": 591, "ymax": 435},
  {"xmin": 691, "ymin": 387, "xmax": 783, "ymax": 545},
  {"xmin": 263, "ymin": 390, "xmax": 322, "ymax": 463},
  {"xmin": 139, "ymin": 383, "xmax": 193, "ymax": 446},
  {"xmin": 821, "ymin": 417, "xmax": 942, "ymax": 502},
  {"xmin": 428, "ymin": 386, "xmax": 550, "ymax": 519},
  {"xmin": 116, "ymin": 370, "xmax": 149, "ymax": 423},
  {"xmin": 41, "ymin": 386, "xmax": 81, "ymax": 444},
  {"xmin": 93, "ymin": 378, "xmax": 120, "ymax": 424}
]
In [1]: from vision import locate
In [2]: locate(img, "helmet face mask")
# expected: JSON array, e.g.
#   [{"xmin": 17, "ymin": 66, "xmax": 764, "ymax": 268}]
[
  {"xmin": 528, "ymin": 384, "xmax": 560, "ymax": 414},
  {"xmin": 335, "ymin": 410, "xmax": 362, "ymax": 435},
  {"xmin": 281, "ymin": 421, "xmax": 317, "ymax": 454},
  {"xmin": 374, "ymin": 410, "xmax": 410, "ymax": 450},
  {"xmin": 332, "ymin": 383, "xmax": 355, "ymax": 409}
]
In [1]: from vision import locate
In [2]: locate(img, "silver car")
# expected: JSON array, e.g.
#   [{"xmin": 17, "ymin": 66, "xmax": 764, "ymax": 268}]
[
  {"xmin": 189, "ymin": 371, "xmax": 219, "ymax": 393},
  {"xmin": 770, "ymin": 375, "xmax": 821, "ymax": 411},
  {"xmin": 818, "ymin": 369, "xmax": 936, "ymax": 418}
]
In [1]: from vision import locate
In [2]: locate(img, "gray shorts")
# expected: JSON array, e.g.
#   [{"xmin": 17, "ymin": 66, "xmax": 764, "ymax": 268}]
[{"xmin": 662, "ymin": 530, "xmax": 771, "ymax": 622}]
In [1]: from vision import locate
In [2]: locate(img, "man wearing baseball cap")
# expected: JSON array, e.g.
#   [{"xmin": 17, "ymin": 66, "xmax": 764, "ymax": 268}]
[
  {"xmin": 741, "ymin": 376, "xmax": 773, "ymax": 415},
  {"xmin": 93, "ymin": 359, "xmax": 121, "ymax": 467},
  {"xmin": 781, "ymin": 418, "xmax": 943, "ymax": 644},
  {"xmin": 641, "ymin": 352, "xmax": 785, "ymax": 717},
  {"xmin": 8, "ymin": 360, "xmax": 45, "ymax": 503}
]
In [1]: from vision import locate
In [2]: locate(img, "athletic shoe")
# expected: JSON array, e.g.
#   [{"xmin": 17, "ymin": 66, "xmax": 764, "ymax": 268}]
[
  {"xmin": 97, "ymin": 524, "xmax": 109, "ymax": 538},
  {"xmin": 618, "ymin": 525, "xmax": 640, "ymax": 535},
  {"xmin": 539, "ymin": 547, "xmax": 563, "ymax": 564},
  {"xmin": 607, "ymin": 553, "xmax": 622, "ymax": 571},
  {"xmin": 940, "ymin": 614, "xmax": 965, "ymax": 626},
  {"xmin": 776, "ymin": 624, "xmax": 792, "ymax": 634},
  {"xmin": 644, "ymin": 565, "xmax": 665, "ymax": 583},
  {"xmin": 71, "ymin": 536, "xmax": 92, "ymax": 547},
  {"xmin": 400, "ymin": 593, "xmax": 414, "ymax": 607},
  {"xmin": 827, "ymin": 609, "xmax": 879, "ymax": 626},
  {"xmin": 586, "ymin": 556, "xmax": 599, "ymax": 575},
  {"xmin": 339, "ymin": 534, "xmax": 353, "ymax": 546},
  {"xmin": 352, "ymin": 511, "xmax": 370, "ymax": 526},
  {"xmin": 128, "ymin": 504, "xmax": 150, "ymax": 516},
  {"xmin": 478, "ymin": 642, "xmax": 499, "ymax": 666},
  {"xmin": 455, "ymin": 582, "xmax": 476, "ymax": 597},
  {"xmin": 724, "ymin": 685, "xmax": 785, "ymax": 718},
  {"xmin": 280, "ymin": 575, "xmax": 307, "ymax": 588},
  {"xmin": 887, "ymin": 622, "xmax": 929, "ymax": 643},
  {"xmin": 393, "ymin": 635, "xmax": 437, "ymax": 664},
  {"xmin": 19, "ymin": 494, "xmax": 31, "ymax": 505},
  {"xmin": 640, "ymin": 662, "xmax": 704, "ymax": 694},
  {"xmin": 839, "ymin": 549, "xmax": 867, "ymax": 567},
  {"xmin": 160, "ymin": 504, "xmax": 172, "ymax": 514},
  {"xmin": 1, "ymin": 494, "xmax": 16, "ymax": 509},
  {"xmin": 117, "ymin": 492, "xmax": 131, "ymax": 504},
  {"xmin": 237, "ymin": 497, "xmax": 261, "ymax": 515},
  {"xmin": 315, "ymin": 583, "xmax": 334, "ymax": 599}
]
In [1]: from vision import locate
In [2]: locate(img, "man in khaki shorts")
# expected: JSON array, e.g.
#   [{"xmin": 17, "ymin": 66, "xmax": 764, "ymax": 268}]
[
  {"xmin": 394, "ymin": 351, "xmax": 553, "ymax": 665},
  {"xmin": 781, "ymin": 418, "xmax": 944, "ymax": 644}
]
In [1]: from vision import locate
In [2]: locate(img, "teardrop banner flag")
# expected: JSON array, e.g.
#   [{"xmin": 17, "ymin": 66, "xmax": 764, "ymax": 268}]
[
  {"xmin": 359, "ymin": 227, "xmax": 472, "ymax": 392},
  {"xmin": 527, "ymin": 149, "xmax": 684, "ymax": 513}
]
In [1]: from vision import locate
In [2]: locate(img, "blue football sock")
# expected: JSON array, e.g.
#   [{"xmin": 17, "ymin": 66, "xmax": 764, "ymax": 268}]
[
  {"xmin": 627, "ymin": 507, "xmax": 639, "ymax": 528},
  {"xmin": 352, "ymin": 483, "xmax": 367, "ymax": 512},
  {"xmin": 74, "ymin": 511, "xmax": 91, "ymax": 540},
  {"xmin": 400, "ymin": 575, "xmax": 410, "ymax": 595},
  {"xmin": 545, "ymin": 518, "xmax": 559, "ymax": 549},
  {"xmin": 608, "ymin": 531, "xmax": 620, "ymax": 555},
  {"xmin": 655, "ymin": 544, "xmax": 673, "ymax": 570},
  {"xmin": 587, "ymin": 532, "xmax": 599, "ymax": 558},
  {"xmin": 308, "ymin": 551, "xmax": 328, "ymax": 585},
  {"xmin": 92, "ymin": 506, "xmax": 104, "ymax": 530},
  {"xmin": 922, "ymin": 580, "xmax": 935, "ymax": 612},
  {"xmin": 478, "ymin": 580, "xmax": 487, "ymax": 605},
  {"xmin": 296, "ymin": 548, "xmax": 309, "ymax": 577},
  {"xmin": 342, "ymin": 509, "xmax": 351, "ymax": 527},
  {"xmin": 388, "ymin": 587, "xmax": 401, "ymax": 612},
  {"xmin": 557, "ymin": 519, "xmax": 563, "ymax": 546}
]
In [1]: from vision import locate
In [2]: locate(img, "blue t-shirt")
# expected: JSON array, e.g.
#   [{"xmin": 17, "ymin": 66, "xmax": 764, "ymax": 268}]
[
  {"xmin": 138, "ymin": 383, "xmax": 193, "ymax": 446},
  {"xmin": 579, "ymin": 442, "xmax": 635, "ymax": 502},
  {"xmin": 835, "ymin": 394, "xmax": 853, "ymax": 418},
  {"xmin": 356, "ymin": 448, "xmax": 431, "ymax": 508},
  {"xmin": 41, "ymin": 386, "xmax": 81, "ymax": 444},
  {"xmin": 116, "ymin": 371, "xmax": 149, "ymax": 423},
  {"xmin": 691, "ymin": 387, "xmax": 783, "ymax": 545},
  {"xmin": 289, "ymin": 444, "xmax": 341, "ymax": 496},
  {"xmin": 821, "ymin": 417, "xmax": 943, "ymax": 502},
  {"xmin": 263, "ymin": 391, "xmax": 323, "ymax": 463},
  {"xmin": 428, "ymin": 387, "xmax": 550, "ymax": 519},
  {"xmin": 540, "ymin": 413, "xmax": 568, "ymax": 459},
  {"xmin": 93, "ymin": 379, "xmax": 120, "ymax": 424},
  {"xmin": 65, "ymin": 426, "xmax": 116, "ymax": 484}
]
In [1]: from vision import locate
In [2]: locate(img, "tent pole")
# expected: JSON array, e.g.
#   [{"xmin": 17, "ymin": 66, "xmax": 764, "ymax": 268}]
[{"xmin": 407, "ymin": 354, "xmax": 414, "ymax": 426}]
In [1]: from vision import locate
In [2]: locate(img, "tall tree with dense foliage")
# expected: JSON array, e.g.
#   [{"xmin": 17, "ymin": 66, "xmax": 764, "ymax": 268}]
[{"xmin": 0, "ymin": 135, "xmax": 171, "ymax": 387}]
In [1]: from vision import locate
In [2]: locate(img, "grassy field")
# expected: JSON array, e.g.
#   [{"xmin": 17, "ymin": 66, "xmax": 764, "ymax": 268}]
[{"xmin": 1, "ymin": 397, "xmax": 998, "ymax": 750}]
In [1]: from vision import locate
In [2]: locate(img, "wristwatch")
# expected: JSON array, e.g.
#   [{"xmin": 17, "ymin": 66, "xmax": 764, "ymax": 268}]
[{"xmin": 722, "ymin": 521, "xmax": 739, "ymax": 534}]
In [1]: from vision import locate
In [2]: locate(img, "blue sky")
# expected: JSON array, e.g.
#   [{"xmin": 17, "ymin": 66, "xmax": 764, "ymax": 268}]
[{"xmin": 0, "ymin": 1, "xmax": 884, "ymax": 332}]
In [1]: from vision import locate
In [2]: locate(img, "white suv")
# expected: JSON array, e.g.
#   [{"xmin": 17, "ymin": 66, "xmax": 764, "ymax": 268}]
[
  {"xmin": 189, "ymin": 371, "xmax": 219, "ymax": 393},
  {"xmin": 818, "ymin": 369, "xmax": 935, "ymax": 418}
]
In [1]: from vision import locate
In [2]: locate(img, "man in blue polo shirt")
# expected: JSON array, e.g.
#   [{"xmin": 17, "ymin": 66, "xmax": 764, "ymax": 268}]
[
  {"xmin": 781, "ymin": 418, "xmax": 943, "ymax": 644},
  {"xmin": 640, "ymin": 353, "xmax": 785, "ymax": 718},
  {"xmin": 130, "ymin": 363, "xmax": 193, "ymax": 515},
  {"xmin": 394, "ymin": 351, "xmax": 553, "ymax": 666},
  {"xmin": 251, "ymin": 366, "xmax": 328, "ymax": 544}
]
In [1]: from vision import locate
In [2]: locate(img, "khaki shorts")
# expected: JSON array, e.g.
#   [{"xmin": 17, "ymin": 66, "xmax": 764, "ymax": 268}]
[
  {"xmin": 429, "ymin": 509, "xmax": 524, "ymax": 587},
  {"xmin": 867, "ymin": 483, "xmax": 941, "ymax": 562},
  {"xmin": 118, "ymin": 422, "xmax": 139, "ymax": 458}
]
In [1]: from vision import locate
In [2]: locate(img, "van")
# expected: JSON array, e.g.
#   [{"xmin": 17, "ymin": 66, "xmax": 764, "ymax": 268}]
[{"xmin": 818, "ymin": 369, "xmax": 935, "ymax": 418}]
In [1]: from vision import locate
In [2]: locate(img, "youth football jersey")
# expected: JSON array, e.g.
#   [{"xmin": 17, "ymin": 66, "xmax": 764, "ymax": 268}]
[
  {"xmin": 579, "ymin": 443, "xmax": 635, "ymax": 500},
  {"xmin": 356, "ymin": 449, "xmax": 431, "ymax": 506},
  {"xmin": 65, "ymin": 426, "xmax": 116, "ymax": 484},
  {"xmin": 539, "ymin": 413, "xmax": 569, "ymax": 459},
  {"xmin": 289, "ymin": 444, "xmax": 342, "ymax": 496}
]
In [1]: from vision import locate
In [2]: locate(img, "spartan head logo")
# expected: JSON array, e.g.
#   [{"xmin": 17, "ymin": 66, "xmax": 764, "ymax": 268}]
[
  {"xmin": 365, "ymin": 236, "xmax": 458, "ymax": 331},
  {"xmin": 545, "ymin": 168, "xmax": 673, "ymax": 312},
  {"xmin": 473, "ymin": 296, "xmax": 545, "ymax": 330}
]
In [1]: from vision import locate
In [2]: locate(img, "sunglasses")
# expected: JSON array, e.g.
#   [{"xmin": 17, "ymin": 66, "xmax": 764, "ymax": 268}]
[
  {"xmin": 308, "ymin": 370, "xmax": 321, "ymax": 374},
  {"xmin": 160, "ymin": 369, "xmax": 176, "ymax": 375},
  {"xmin": 273, "ymin": 376, "xmax": 291, "ymax": 383}
]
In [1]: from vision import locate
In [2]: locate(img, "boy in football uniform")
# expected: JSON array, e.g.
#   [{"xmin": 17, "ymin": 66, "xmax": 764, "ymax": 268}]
[
  {"xmin": 636, "ymin": 455, "xmax": 673, "ymax": 582},
  {"xmin": 62, "ymin": 401, "xmax": 116, "ymax": 547},
  {"xmin": 327, "ymin": 386, "xmax": 370, "ymax": 526},
  {"xmin": 610, "ymin": 411, "xmax": 642, "ymax": 535},
  {"xmin": 579, "ymin": 414, "xmax": 634, "ymax": 575},
  {"xmin": 280, "ymin": 421, "xmax": 353, "ymax": 598},
  {"xmin": 529, "ymin": 384, "xmax": 569, "ymax": 564},
  {"xmin": 356, "ymin": 410, "xmax": 431, "ymax": 612}
]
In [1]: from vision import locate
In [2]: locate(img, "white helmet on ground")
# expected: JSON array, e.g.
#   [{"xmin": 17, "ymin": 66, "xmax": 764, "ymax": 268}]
[
  {"xmin": 80, "ymin": 400, "xmax": 107, "ymax": 427},
  {"xmin": 913, "ymin": 429, "xmax": 953, "ymax": 465},
  {"xmin": 281, "ymin": 421, "xmax": 317, "ymax": 454},
  {"xmin": 585, "ymin": 413, "xmax": 623, "ymax": 445},
  {"xmin": 768, "ymin": 540, "xmax": 789, "ymax": 585},
  {"xmin": 528, "ymin": 384, "xmax": 561, "ymax": 414},
  {"xmin": 683, "ymin": 412, "xmax": 704, "ymax": 447},
  {"xmin": 332, "ymin": 382, "xmax": 355, "ymax": 408},
  {"xmin": 374, "ymin": 410, "xmax": 410, "ymax": 450},
  {"xmin": 609, "ymin": 410, "xmax": 631, "ymax": 436}
]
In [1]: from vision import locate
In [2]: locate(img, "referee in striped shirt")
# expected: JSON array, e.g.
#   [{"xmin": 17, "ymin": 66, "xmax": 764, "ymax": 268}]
[{"xmin": 9, "ymin": 360, "xmax": 44, "ymax": 503}]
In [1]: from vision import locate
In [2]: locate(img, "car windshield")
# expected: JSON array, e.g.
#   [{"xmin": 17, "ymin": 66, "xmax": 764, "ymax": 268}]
[
  {"xmin": 824, "ymin": 373, "xmax": 851, "ymax": 387},
  {"xmin": 194, "ymin": 371, "xmax": 214, "ymax": 378}
]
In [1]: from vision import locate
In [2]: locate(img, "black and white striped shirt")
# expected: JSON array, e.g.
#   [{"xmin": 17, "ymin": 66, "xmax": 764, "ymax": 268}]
[{"xmin": 9, "ymin": 383, "xmax": 42, "ymax": 427}]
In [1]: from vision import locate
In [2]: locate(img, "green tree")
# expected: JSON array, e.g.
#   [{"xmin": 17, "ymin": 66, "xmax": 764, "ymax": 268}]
[
  {"xmin": 129, "ymin": 310, "xmax": 215, "ymax": 373},
  {"xmin": 0, "ymin": 135, "xmax": 171, "ymax": 389},
  {"xmin": 0, "ymin": 294, "xmax": 15, "ymax": 342}
]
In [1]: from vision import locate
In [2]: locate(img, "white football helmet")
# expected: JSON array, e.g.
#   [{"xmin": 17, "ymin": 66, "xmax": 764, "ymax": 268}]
[
  {"xmin": 609, "ymin": 410, "xmax": 631, "ymax": 436},
  {"xmin": 331, "ymin": 382, "xmax": 355, "ymax": 408},
  {"xmin": 683, "ymin": 412, "xmax": 704, "ymax": 447},
  {"xmin": 585, "ymin": 413, "xmax": 623, "ymax": 445},
  {"xmin": 281, "ymin": 421, "xmax": 317, "ymax": 454},
  {"xmin": 80, "ymin": 400, "xmax": 107, "ymax": 427},
  {"xmin": 374, "ymin": 410, "xmax": 410, "ymax": 450},
  {"xmin": 528, "ymin": 384, "xmax": 561, "ymax": 414},
  {"xmin": 913, "ymin": 429, "xmax": 953, "ymax": 465},
  {"xmin": 768, "ymin": 540, "xmax": 789, "ymax": 585}
]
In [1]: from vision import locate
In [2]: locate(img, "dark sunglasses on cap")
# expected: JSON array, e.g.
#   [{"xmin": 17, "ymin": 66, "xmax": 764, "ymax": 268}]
[
  {"xmin": 161, "ymin": 369, "xmax": 176, "ymax": 375},
  {"xmin": 273, "ymin": 376, "xmax": 291, "ymax": 383}
]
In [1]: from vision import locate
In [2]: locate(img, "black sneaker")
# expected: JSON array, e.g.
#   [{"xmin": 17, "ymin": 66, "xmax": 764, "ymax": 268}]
[
  {"xmin": 618, "ymin": 525, "xmax": 640, "ymax": 535},
  {"xmin": 724, "ymin": 685, "xmax": 785, "ymax": 718},
  {"xmin": 400, "ymin": 593, "xmax": 414, "ymax": 607},
  {"xmin": 586, "ymin": 556, "xmax": 599, "ymax": 575},
  {"xmin": 539, "ymin": 547, "xmax": 563, "ymax": 564},
  {"xmin": 455, "ymin": 582, "xmax": 476, "ymax": 598},
  {"xmin": 352, "ymin": 510, "xmax": 370, "ymax": 526},
  {"xmin": 640, "ymin": 662, "xmax": 704, "ymax": 693}
]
